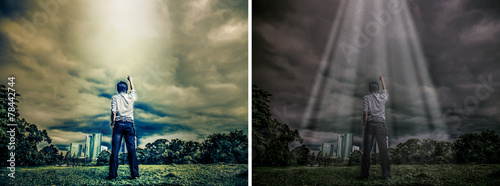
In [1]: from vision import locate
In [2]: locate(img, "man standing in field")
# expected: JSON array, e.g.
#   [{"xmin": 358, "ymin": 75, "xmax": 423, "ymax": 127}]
[
  {"xmin": 107, "ymin": 75, "xmax": 140, "ymax": 180},
  {"xmin": 360, "ymin": 75, "xmax": 391, "ymax": 179}
]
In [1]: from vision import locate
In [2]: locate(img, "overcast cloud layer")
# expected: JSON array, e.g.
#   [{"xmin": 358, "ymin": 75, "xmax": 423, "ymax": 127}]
[
  {"xmin": 253, "ymin": 0, "xmax": 500, "ymax": 152},
  {"xmin": 0, "ymin": 0, "xmax": 248, "ymax": 151}
]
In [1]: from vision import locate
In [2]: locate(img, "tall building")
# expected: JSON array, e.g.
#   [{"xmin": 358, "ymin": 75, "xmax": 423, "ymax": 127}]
[
  {"xmin": 90, "ymin": 133, "xmax": 102, "ymax": 159},
  {"xmin": 337, "ymin": 133, "xmax": 353, "ymax": 159},
  {"xmin": 81, "ymin": 133, "xmax": 102, "ymax": 159},
  {"xmin": 343, "ymin": 133, "xmax": 353, "ymax": 158},
  {"xmin": 69, "ymin": 143, "xmax": 82, "ymax": 157},
  {"xmin": 321, "ymin": 143, "xmax": 335, "ymax": 157},
  {"xmin": 337, "ymin": 135, "xmax": 344, "ymax": 158},
  {"xmin": 84, "ymin": 134, "xmax": 92, "ymax": 158}
]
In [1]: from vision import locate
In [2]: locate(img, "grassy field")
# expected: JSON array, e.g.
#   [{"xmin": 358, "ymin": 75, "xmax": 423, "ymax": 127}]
[
  {"xmin": 253, "ymin": 164, "xmax": 500, "ymax": 185},
  {"xmin": 1, "ymin": 164, "xmax": 247, "ymax": 185}
]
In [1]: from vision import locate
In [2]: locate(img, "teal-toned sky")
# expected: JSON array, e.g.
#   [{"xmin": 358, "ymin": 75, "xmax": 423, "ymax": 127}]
[{"xmin": 0, "ymin": 0, "xmax": 248, "ymax": 151}]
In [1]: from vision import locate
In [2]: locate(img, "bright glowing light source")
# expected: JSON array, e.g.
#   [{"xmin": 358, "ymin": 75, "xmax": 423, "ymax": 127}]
[
  {"xmin": 100, "ymin": 0, "xmax": 159, "ymax": 38},
  {"xmin": 82, "ymin": 0, "xmax": 170, "ymax": 76},
  {"xmin": 301, "ymin": 0, "xmax": 447, "ymax": 147}
]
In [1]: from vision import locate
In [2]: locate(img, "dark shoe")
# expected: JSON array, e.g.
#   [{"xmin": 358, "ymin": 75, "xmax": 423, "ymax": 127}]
[
  {"xmin": 106, "ymin": 176, "xmax": 116, "ymax": 180},
  {"xmin": 359, "ymin": 176, "xmax": 368, "ymax": 180},
  {"xmin": 130, "ymin": 175, "xmax": 140, "ymax": 180}
]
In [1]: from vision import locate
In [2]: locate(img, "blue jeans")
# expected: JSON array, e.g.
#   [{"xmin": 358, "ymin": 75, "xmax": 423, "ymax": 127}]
[
  {"xmin": 361, "ymin": 121, "xmax": 391, "ymax": 178},
  {"xmin": 109, "ymin": 121, "xmax": 139, "ymax": 178}
]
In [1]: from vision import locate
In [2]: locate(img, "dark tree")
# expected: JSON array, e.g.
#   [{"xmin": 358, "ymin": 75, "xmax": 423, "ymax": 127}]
[
  {"xmin": 453, "ymin": 130, "xmax": 500, "ymax": 164},
  {"xmin": 201, "ymin": 130, "xmax": 248, "ymax": 164},
  {"xmin": 144, "ymin": 139, "xmax": 170, "ymax": 164},
  {"xmin": 434, "ymin": 141, "xmax": 455, "ymax": 164},
  {"xmin": 184, "ymin": 141, "xmax": 202, "ymax": 164},
  {"xmin": 309, "ymin": 152, "xmax": 317, "ymax": 165},
  {"xmin": 292, "ymin": 144, "xmax": 310, "ymax": 165},
  {"xmin": 97, "ymin": 150, "xmax": 110, "ymax": 166},
  {"xmin": 0, "ymin": 85, "xmax": 52, "ymax": 166},
  {"xmin": 252, "ymin": 85, "xmax": 303, "ymax": 166},
  {"xmin": 348, "ymin": 150, "xmax": 362, "ymax": 166},
  {"xmin": 40, "ymin": 144, "xmax": 59, "ymax": 165},
  {"xmin": 391, "ymin": 138, "xmax": 455, "ymax": 165},
  {"xmin": 140, "ymin": 130, "xmax": 246, "ymax": 165},
  {"xmin": 395, "ymin": 139, "xmax": 421, "ymax": 164},
  {"xmin": 136, "ymin": 147, "xmax": 146, "ymax": 164},
  {"xmin": 170, "ymin": 138, "xmax": 201, "ymax": 164},
  {"xmin": 57, "ymin": 152, "xmax": 65, "ymax": 165}
]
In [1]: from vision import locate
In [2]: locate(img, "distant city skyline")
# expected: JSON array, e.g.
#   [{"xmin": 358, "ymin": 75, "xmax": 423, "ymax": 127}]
[
  {"xmin": 320, "ymin": 134, "xmax": 361, "ymax": 159},
  {"xmin": 69, "ymin": 133, "xmax": 103, "ymax": 159}
]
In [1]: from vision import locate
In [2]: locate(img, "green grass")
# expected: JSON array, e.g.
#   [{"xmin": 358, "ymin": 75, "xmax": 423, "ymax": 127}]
[
  {"xmin": 253, "ymin": 164, "xmax": 500, "ymax": 185},
  {"xmin": 1, "ymin": 164, "xmax": 248, "ymax": 185}
]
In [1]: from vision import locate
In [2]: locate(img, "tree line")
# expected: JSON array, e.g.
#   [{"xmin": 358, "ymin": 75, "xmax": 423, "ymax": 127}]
[
  {"xmin": 0, "ymin": 85, "xmax": 247, "ymax": 167},
  {"xmin": 252, "ymin": 85, "xmax": 500, "ymax": 167}
]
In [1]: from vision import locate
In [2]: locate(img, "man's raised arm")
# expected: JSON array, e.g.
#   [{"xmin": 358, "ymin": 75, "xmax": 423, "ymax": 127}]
[
  {"xmin": 379, "ymin": 75, "xmax": 386, "ymax": 91},
  {"xmin": 127, "ymin": 75, "xmax": 135, "ymax": 91}
]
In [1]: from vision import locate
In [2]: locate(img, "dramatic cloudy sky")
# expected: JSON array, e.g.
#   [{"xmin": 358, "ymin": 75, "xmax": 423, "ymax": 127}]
[
  {"xmin": 0, "ymin": 0, "xmax": 248, "ymax": 151},
  {"xmin": 253, "ymin": 0, "xmax": 500, "ymax": 152}
]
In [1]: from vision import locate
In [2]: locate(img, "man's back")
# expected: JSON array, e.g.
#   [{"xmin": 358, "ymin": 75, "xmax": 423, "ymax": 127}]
[
  {"xmin": 111, "ymin": 90, "xmax": 137, "ymax": 122},
  {"xmin": 363, "ymin": 89, "xmax": 388, "ymax": 122}
]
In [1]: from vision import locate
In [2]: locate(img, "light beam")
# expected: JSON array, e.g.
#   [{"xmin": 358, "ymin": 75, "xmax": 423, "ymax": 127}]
[{"xmin": 300, "ymin": 0, "xmax": 447, "ymax": 148}]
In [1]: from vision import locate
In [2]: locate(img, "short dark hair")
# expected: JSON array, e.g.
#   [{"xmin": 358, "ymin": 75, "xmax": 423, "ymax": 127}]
[
  {"xmin": 369, "ymin": 81, "xmax": 379, "ymax": 93},
  {"xmin": 117, "ymin": 81, "xmax": 128, "ymax": 93}
]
